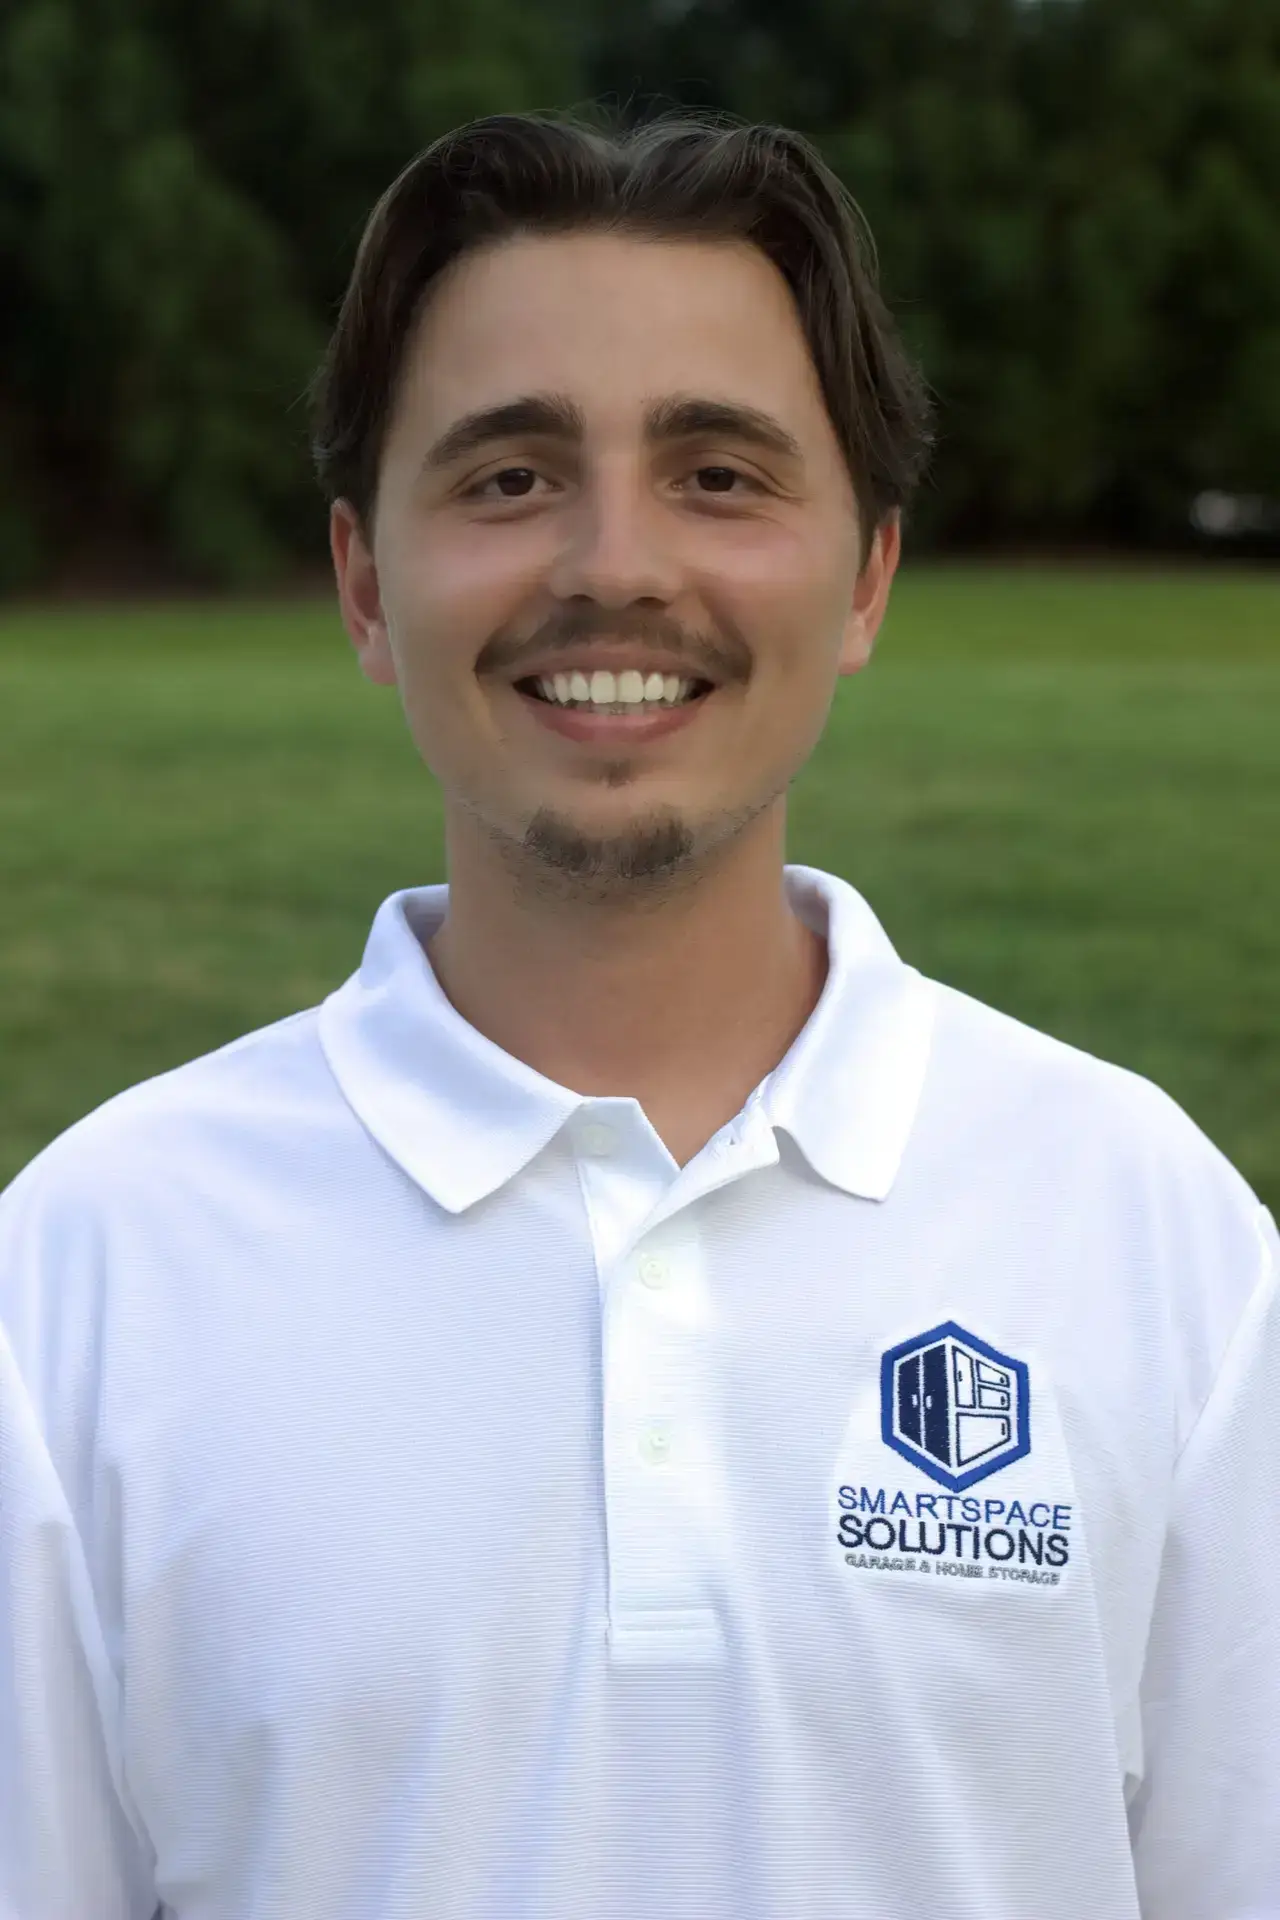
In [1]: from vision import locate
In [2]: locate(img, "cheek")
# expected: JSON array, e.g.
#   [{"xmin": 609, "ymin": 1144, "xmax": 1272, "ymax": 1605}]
[
  {"xmin": 711, "ymin": 521, "xmax": 855, "ymax": 658},
  {"xmin": 381, "ymin": 529, "xmax": 534, "ymax": 703},
  {"xmin": 390, "ymin": 528, "xmax": 506, "ymax": 638},
  {"xmin": 720, "ymin": 581, "xmax": 849, "ymax": 692}
]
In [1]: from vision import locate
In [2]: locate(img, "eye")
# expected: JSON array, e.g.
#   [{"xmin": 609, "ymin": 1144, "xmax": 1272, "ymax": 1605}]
[
  {"xmin": 460, "ymin": 462, "xmax": 767, "ymax": 503},
  {"xmin": 463, "ymin": 466, "xmax": 548, "ymax": 500},
  {"xmin": 681, "ymin": 466, "xmax": 766, "ymax": 497}
]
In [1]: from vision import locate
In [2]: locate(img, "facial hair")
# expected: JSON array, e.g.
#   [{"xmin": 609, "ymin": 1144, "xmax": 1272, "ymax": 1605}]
[{"xmin": 520, "ymin": 803, "xmax": 696, "ymax": 894}]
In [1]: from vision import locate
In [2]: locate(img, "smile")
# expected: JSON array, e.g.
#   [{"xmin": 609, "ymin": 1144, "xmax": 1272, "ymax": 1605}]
[
  {"xmin": 518, "ymin": 669, "xmax": 713, "ymax": 710},
  {"xmin": 510, "ymin": 674, "xmax": 716, "ymax": 745}
]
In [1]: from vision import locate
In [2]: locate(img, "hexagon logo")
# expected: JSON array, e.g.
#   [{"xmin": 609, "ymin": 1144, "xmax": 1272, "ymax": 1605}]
[{"xmin": 881, "ymin": 1321, "xmax": 1030, "ymax": 1491}]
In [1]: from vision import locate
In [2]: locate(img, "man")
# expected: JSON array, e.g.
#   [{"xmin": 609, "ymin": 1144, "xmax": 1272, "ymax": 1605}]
[{"xmin": 0, "ymin": 110, "xmax": 1275, "ymax": 1920}]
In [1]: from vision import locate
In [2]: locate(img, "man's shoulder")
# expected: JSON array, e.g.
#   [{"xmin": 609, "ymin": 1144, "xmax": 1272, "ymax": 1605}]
[
  {"xmin": 927, "ymin": 974, "xmax": 1173, "ymax": 1107},
  {"xmin": 0, "ymin": 1004, "xmax": 336, "ymax": 1221},
  {"xmin": 923, "ymin": 973, "xmax": 1268, "ymax": 1259}
]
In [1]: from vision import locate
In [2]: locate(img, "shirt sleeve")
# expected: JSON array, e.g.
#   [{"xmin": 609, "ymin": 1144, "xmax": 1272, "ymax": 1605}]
[
  {"xmin": 1128, "ymin": 1201, "xmax": 1280, "ymax": 1918},
  {"xmin": 0, "ymin": 1171, "xmax": 159, "ymax": 1920}
]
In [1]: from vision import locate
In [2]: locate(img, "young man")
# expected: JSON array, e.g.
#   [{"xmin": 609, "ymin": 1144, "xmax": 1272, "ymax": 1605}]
[{"xmin": 1, "ymin": 111, "xmax": 1275, "ymax": 1920}]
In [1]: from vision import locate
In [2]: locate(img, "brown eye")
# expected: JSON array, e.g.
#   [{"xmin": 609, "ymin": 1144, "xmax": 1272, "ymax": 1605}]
[
  {"xmin": 460, "ymin": 466, "xmax": 547, "ymax": 502},
  {"xmin": 491, "ymin": 468, "xmax": 538, "ymax": 497},
  {"xmin": 684, "ymin": 466, "xmax": 764, "ymax": 497}
]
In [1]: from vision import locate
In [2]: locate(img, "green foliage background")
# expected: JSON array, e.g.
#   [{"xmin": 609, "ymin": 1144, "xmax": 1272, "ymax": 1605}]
[{"xmin": 2, "ymin": 0, "xmax": 1279, "ymax": 588}]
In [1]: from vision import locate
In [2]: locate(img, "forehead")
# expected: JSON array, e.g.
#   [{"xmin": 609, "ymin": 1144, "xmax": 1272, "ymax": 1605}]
[{"xmin": 398, "ymin": 229, "xmax": 834, "ymax": 439}]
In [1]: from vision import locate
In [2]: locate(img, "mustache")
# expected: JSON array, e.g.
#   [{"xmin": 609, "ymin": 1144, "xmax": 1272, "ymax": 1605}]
[{"xmin": 478, "ymin": 606, "xmax": 751, "ymax": 684}]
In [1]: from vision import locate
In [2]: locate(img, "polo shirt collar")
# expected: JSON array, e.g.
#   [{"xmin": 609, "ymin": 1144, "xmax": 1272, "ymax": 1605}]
[
  {"xmin": 764, "ymin": 866, "xmax": 935, "ymax": 1202},
  {"xmin": 318, "ymin": 864, "xmax": 934, "ymax": 1214}
]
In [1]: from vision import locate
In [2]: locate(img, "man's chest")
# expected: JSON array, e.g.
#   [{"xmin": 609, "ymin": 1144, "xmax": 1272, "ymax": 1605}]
[{"xmin": 106, "ymin": 1186, "xmax": 1172, "ymax": 1796}]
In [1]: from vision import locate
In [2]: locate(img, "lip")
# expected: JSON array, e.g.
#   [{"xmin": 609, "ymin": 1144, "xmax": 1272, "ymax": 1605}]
[{"xmin": 511, "ymin": 683, "xmax": 714, "ymax": 745}]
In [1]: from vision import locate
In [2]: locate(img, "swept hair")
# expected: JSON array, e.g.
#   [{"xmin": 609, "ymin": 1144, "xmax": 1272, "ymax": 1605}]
[{"xmin": 309, "ymin": 106, "xmax": 936, "ymax": 562}]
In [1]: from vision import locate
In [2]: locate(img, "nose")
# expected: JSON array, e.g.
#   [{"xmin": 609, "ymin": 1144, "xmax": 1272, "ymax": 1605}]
[{"xmin": 543, "ymin": 462, "xmax": 684, "ymax": 609}]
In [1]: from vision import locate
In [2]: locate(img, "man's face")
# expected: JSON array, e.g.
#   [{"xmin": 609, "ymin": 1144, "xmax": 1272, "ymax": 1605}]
[{"xmin": 332, "ymin": 229, "xmax": 899, "ymax": 893}]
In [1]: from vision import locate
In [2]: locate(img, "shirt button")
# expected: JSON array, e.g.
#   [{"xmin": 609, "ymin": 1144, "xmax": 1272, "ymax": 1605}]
[
  {"xmin": 639, "ymin": 1255, "xmax": 670, "ymax": 1289},
  {"xmin": 579, "ymin": 1121, "xmax": 616, "ymax": 1157},
  {"xmin": 640, "ymin": 1424, "xmax": 672, "ymax": 1464}
]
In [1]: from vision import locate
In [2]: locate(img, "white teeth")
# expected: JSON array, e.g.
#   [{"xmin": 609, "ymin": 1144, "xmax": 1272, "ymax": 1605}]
[{"xmin": 532, "ymin": 670, "xmax": 698, "ymax": 707}]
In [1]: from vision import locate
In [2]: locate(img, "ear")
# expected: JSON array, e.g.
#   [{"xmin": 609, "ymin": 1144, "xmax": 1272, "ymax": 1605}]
[
  {"xmin": 331, "ymin": 500, "xmax": 398, "ymax": 686},
  {"xmin": 837, "ymin": 510, "xmax": 902, "ymax": 678}
]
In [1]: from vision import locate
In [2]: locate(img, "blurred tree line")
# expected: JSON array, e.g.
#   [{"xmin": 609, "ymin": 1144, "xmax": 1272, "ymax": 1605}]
[{"xmin": 1, "ymin": 0, "xmax": 1277, "ymax": 589}]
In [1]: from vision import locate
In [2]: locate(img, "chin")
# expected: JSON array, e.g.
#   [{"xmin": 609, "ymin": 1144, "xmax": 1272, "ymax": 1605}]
[{"xmin": 520, "ymin": 805, "xmax": 697, "ymax": 884}]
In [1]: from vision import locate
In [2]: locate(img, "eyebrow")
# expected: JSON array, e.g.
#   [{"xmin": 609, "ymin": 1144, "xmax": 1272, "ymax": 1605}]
[{"xmin": 420, "ymin": 391, "xmax": 805, "ymax": 475}]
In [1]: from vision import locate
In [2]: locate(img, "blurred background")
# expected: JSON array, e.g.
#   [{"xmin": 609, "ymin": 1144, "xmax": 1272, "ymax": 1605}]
[{"xmin": 1, "ymin": 0, "xmax": 1277, "ymax": 1203}]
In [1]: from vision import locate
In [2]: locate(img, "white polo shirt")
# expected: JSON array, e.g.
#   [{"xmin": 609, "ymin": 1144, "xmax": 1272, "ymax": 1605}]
[{"xmin": 1, "ymin": 864, "xmax": 1276, "ymax": 1920}]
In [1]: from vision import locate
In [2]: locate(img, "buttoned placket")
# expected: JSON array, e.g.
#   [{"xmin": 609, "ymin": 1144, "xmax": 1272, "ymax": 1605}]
[{"xmin": 569, "ymin": 1099, "xmax": 780, "ymax": 1665}]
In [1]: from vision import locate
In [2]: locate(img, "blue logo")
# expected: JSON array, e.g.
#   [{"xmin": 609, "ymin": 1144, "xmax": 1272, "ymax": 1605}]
[{"xmin": 881, "ymin": 1322, "xmax": 1030, "ymax": 1491}]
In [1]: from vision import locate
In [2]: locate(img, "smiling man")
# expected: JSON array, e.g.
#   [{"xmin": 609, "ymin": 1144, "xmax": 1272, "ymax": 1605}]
[
  {"xmin": 325, "ymin": 192, "xmax": 900, "ymax": 1163},
  {"xmin": 1, "ymin": 112, "xmax": 1277, "ymax": 1920}
]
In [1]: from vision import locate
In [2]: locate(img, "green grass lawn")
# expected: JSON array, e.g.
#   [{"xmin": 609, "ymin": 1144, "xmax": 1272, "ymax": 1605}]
[{"xmin": 1, "ymin": 563, "xmax": 1277, "ymax": 1208}]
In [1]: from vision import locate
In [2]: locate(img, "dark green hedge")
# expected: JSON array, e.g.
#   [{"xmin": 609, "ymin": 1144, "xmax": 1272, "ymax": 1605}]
[{"xmin": 2, "ymin": 0, "xmax": 1277, "ymax": 586}]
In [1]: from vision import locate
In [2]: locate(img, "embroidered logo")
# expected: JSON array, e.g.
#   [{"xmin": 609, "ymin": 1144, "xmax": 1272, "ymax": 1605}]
[{"xmin": 881, "ymin": 1321, "xmax": 1030, "ymax": 1491}]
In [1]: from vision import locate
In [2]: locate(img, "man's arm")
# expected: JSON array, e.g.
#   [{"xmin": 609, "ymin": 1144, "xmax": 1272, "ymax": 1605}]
[
  {"xmin": 1, "ymin": 1169, "xmax": 158, "ymax": 1919},
  {"xmin": 1128, "ymin": 1202, "xmax": 1280, "ymax": 1917}
]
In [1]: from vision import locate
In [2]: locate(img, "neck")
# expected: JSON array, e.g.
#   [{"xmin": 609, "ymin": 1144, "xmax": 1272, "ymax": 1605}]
[{"xmin": 425, "ymin": 804, "xmax": 829, "ymax": 1166}]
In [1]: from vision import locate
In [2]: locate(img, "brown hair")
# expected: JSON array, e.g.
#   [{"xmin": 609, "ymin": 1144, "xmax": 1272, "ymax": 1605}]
[{"xmin": 309, "ymin": 106, "xmax": 936, "ymax": 563}]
